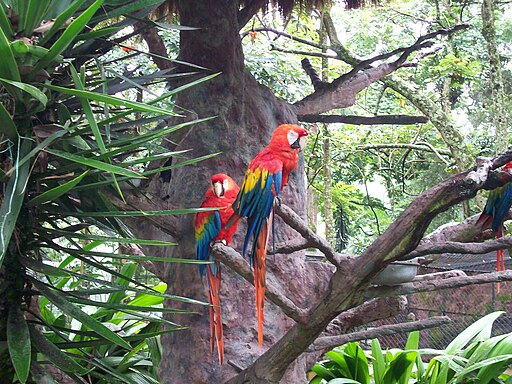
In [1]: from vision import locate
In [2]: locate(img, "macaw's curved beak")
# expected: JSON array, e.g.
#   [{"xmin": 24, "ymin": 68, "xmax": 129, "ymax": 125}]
[
  {"xmin": 213, "ymin": 181, "xmax": 225, "ymax": 197},
  {"xmin": 291, "ymin": 135, "xmax": 308, "ymax": 150}
]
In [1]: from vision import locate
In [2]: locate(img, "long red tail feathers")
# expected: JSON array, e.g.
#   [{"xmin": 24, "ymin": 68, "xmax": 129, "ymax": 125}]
[
  {"xmin": 206, "ymin": 266, "xmax": 224, "ymax": 364},
  {"xmin": 254, "ymin": 218, "xmax": 272, "ymax": 346}
]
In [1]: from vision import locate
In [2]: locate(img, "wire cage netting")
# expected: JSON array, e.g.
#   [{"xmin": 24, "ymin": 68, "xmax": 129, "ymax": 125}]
[{"xmin": 370, "ymin": 250, "xmax": 512, "ymax": 349}]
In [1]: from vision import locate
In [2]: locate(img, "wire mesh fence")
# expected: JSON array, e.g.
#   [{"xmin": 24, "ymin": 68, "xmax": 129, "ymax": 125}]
[{"xmin": 369, "ymin": 252, "xmax": 512, "ymax": 349}]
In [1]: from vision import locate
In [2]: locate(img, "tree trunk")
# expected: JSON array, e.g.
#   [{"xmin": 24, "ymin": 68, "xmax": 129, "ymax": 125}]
[{"xmin": 130, "ymin": 1, "xmax": 317, "ymax": 382}]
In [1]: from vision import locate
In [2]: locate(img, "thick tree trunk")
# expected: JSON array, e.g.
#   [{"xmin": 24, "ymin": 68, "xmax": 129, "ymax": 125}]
[{"xmin": 131, "ymin": 1, "xmax": 317, "ymax": 383}]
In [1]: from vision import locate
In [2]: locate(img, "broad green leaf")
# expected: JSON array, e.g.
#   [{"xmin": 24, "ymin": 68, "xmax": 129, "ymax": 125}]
[
  {"xmin": 327, "ymin": 379, "xmax": 361, "ymax": 384},
  {"xmin": 44, "ymin": 148, "xmax": 145, "ymax": 178},
  {"xmin": 33, "ymin": 0, "xmax": 104, "ymax": 72},
  {"xmin": 7, "ymin": 307, "xmax": 31, "ymax": 383},
  {"xmin": 29, "ymin": 324, "xmax": 89, "ymax": 374},
  {"xmin": 371, "ymin": 339, "xmax": 386, "ymax": 384},
  {"xmin": 446, "ymin": 312, "xmax": 504, "ymax": 354},
  {"xmin": 21, "ymin": 0, "xmax": 51, "ymax": 36},
  {"xmin": 27, "ymin": 170, "xmax": 89, "ymax": 206},
  {"xmin": 0, "ymin": 139, "xmax": 30, "ymax": 266},
  {"xmin": 44, "ymin": 84, "xmax": 178, "ymax": 116},
  {"xmin": 30, "ymin": 278, "xmax": 132, "ymax": 349}
]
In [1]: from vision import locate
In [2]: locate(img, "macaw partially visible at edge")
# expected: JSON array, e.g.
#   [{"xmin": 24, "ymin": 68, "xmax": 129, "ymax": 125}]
[
  {"xmin": 477, "ymin": 161, "xmax": 512, "ymax": 272},
  {"xmin": 194, "ymin": 174, "xmax": 240, "ymax": 364},
  {"xmin": 227, "ymin": 124, "xmax": 309, "ymax": 346}
]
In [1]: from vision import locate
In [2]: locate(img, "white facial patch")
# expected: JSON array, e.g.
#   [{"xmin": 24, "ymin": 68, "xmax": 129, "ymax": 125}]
[
  {"xmin": 287, "ymin": 130, "xmax": 299, "ymax": 146},
  {"xmin": 213, "ymin": 181, "xmax": 224, "ymax": 197},
  {"xmin": 299, "ymin": 135, "xmax": 307, "ymax": 150}
]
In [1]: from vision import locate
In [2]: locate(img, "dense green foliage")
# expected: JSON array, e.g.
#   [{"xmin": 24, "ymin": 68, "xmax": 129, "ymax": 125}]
[
  {"xmin": 310, "ymin": 312, "xmax": 512, "ymax": 384},
  {"xmin": 0, "ymin": 1, "xmax": 216, "ymax": 382}
]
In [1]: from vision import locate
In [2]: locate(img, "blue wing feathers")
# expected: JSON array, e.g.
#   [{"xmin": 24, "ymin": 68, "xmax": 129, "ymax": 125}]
[
  {"xmin": 197, "ymin": 211, "xmax": 221, "ymax": 277},
  {"xmin": 237, "ymin": 170, "xmax": 282, "ymax": 262}
]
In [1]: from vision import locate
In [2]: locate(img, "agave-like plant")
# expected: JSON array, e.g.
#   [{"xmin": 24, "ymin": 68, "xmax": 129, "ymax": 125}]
[{"xmin": 0, "ymin": 1, "xmax": 214, "ymax": 382}]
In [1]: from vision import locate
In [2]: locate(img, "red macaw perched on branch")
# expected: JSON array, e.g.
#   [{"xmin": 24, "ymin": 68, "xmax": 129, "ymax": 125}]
[
  {"xmin": 477, "ymin": 161, "xmax": 512, "ymax": 272},
  {"xmin": 227, "ymin": 124, "xmax": 309, "ymax": 346},
  {"xmin": 194, "ymin": 174, "xmax": 240, "ymax": 364}
]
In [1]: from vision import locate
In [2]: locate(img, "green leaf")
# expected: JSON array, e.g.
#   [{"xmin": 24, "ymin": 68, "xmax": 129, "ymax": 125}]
[
  {"xmin": 446, "ymin": 312, "xmax": 504, "ymax": 354},
  {"xmin": 44, "ymin": 149, "xmax": 145, "ymax": 178},
  {"xmin": 327, "ymin": 379, "xmax": 361, "ymax": 384},
  {"xmin": 39, "ymin": 0, "xmax": 88, "ymax": 45},
  {"xmin": 90, "ymin": 0, "xmax": 165, "ymax": 23},
  {"xmin": 29, "ymin": 277, "xmax": 132, "ymax": 350},
  {"xmin": 7, "ymin": 307, "xmax": 31, "ymax": 383},
  {"xmin": 371, "ymin": 339, "xmax": 386, "ymax": 384},
  {"xmin": 44, "ymin": 228, "xmax": 174, "ymax": 246},
  {"xmin": 0, "ymin": 101, "xmax": 17, "ymax": 140},
  {"xmin": 0, "ymin": 139, "xmax": 31, "ymax": 267},
  {"xmin": 29, "ymin": 324, "xmax": 89, "ymax": 374},
  {"xmin": 0, "ymin": 4, "xmax": 13, "ymax": 38},
  {"xmin": 44, "ymin": 84, "xmax": 179, "ymax": 116},
  {"xmin": 0, "ymin": 77, "xmax": 48, "ymax": 106},
  {"xmin": 33, "ymin": 0, "xmax": 104, "ymax": 72},
  {"xmin": 69, "ymin": 65, "xmax": 107, "ymax": 153},
  {"xmin": 27, "ymin": 170, "xmax": 89, "ymax": 207}
]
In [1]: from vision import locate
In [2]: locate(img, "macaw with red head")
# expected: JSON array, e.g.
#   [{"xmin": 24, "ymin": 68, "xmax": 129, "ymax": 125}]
[
  {"xmin": 228, "ymin": 124, "xmax": 309, "ymax": 346},
  {"xmin": 194, "ymin": 174, "xmax": 240, "ymax": 364},
  {"xmin": 477, "ymin": 161, "xmax": 512, "ymax": 272}
]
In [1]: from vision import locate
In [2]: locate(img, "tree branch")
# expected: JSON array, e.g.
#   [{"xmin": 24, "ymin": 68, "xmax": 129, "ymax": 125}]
[
  {"xmin": 274, "ymin": 203, "xmax": 352, "ymax": 266},
  {"xmin": 356, "ymin": 142, "xmax": 450, "ymax": 155},
  {"xmin": 310, "ymin": 316, "xmax": 451, "ymax": 352},
  {"xmin": 367, "ymin": 270, "xmax": 512, "ymax": 299},
  {"xmin": 211, "ymin": 243, "xmax": 308, "ymax": 322},
  {"xmin": 298, "ymin": 114, "xmax": 429, "ymax": 125}
]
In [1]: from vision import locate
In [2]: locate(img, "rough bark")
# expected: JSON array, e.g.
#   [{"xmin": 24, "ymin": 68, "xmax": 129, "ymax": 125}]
[{"xmin": 133, "ymin": 2, "xmax": 312, "ymax": 383}]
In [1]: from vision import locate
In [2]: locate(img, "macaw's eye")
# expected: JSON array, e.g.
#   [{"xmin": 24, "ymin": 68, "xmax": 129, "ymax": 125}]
[{"xmin": 287, "ymin": 130, "xmax": 299, "ymax": 147}]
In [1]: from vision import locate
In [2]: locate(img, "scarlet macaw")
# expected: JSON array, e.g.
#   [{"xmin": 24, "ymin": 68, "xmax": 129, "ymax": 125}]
[
  {"xmin": 194, "ymin": 174, "xmax": 240, "ymax": 364},
  {"xmin": 477, "ymin": 161, "xmax": 512, "ymax": 272},
  {"xmin": 228, "ymin": 124, "xmax": 309, "ymax": 346}
]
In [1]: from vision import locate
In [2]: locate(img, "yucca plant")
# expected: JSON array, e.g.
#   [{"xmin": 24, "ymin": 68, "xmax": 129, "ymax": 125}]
[{"xmin": 0, "ymin": 1, "xmax": 215, "ymax": 382}]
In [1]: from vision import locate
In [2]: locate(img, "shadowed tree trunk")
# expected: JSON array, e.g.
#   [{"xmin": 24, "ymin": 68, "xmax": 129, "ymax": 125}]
[{"xmin": 135, "ymin": 1, "xmax": 321, "ymax": 382}]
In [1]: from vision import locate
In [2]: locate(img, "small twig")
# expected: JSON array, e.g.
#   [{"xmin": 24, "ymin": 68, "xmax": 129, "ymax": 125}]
[{"xmin": 310, "ymin": 316, "xmax": 451, "ymax": 352}]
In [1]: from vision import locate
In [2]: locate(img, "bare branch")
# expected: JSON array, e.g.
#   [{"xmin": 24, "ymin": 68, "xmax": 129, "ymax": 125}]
[
  {"xmin": 357, "ymin": 142, "xmax": 450, "ymax": 155},
  {"xmin": 274, "ymin": 204, "xmax": 352, "ymax": 266},
  {"xmin": 311, "ymin": 316, "xmax": 451, "ymax": 352},
  {"xmin": 406, "ymin": 236, "xmax": 512, "ymax": 259},
  {"xmin": 367, "ymin": 270, "xmax": 512, "ymax": 299},
  {"xmin": 298, "ymin": 114, "xmax": 429, "ymax": 125},
  {"xmin": 211, "ymin": 243, "xmax": 308, "ymax": 322},
  {"xmin": 273, "ymin": 237, "xmax": 312, "ymax": 254},
  {"xmin": 270, "ymin": 45, "xmax": 337, "ymax": 59}
]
